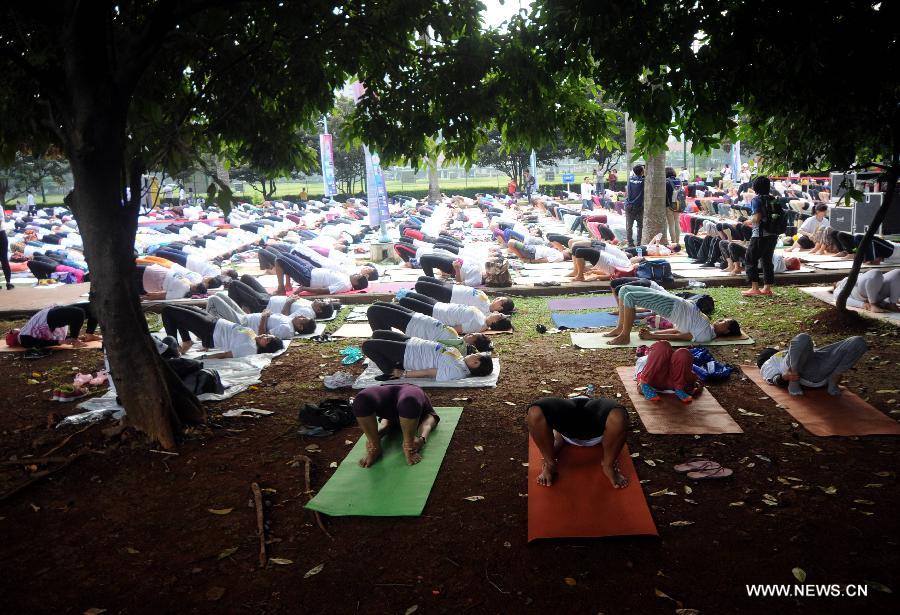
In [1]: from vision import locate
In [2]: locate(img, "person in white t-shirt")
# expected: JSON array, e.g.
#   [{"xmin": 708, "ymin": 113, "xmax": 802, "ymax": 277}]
[
  {"xmin": 506, "ymin": 239, "xmax": 570, "ymax": 264},
  {"xmin": 226, "ymin": 276, "xmax": 334, "ymax": 319},
  {"xmin": 606, "ymin": 285, "xmax": 741, "ymax": 346},
  {"xmin": 399, "ymin": 291, "xmax": 513, "ymax": 333},
  {"xmin": 161, "ymin": 305, "xmax": 282, "ymax": 358},
  {"xmin": 580, "ymin": 178, "xmax": 594, "ymax": 210},
  {"xmin": 361, "ymin": 331, "xmax": 494, "ymax": 382},
  {"xmin": 366, "ymin": 302, "xmax": 494, "ymax": 353},
  {"xmin": 136, "ymin": 264, "xmax": 206, "ymax": 300},
  {"xmin": 792, "ymin": 204, "xmax": 831, "ymax": 252},
  {"xmin": 832, "ymin": 269, "xmax": 900, "ymax": 313},
  {"xmin": 757, "ymin": 333, "xmax": 867, "ymax": 396},
  {"xmin": 273, "ymin": 251, "xmax": 368, "ymax": 295},
  {"xmin": 207, "ymin": 293, "xmax": 315, "ymax": 338},
  {"xmin": 413, "ymin": 276, "xmax": 514, "ymax": 315}
]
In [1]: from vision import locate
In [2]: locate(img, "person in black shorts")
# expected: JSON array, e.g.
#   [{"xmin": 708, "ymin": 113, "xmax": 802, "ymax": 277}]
[{"xmin": 526, "ymin": 396, "xmax": 630, "ymax": 488}]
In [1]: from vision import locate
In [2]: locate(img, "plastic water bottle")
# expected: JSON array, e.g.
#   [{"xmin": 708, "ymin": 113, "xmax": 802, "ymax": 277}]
[
  {"xmin": 636, "ymin": 247, "xmax": 643, "ymax": 258},
  {"xmin": 585, "ymin": 384, "xmax": 595, "ymax": 398},
  {"xmin": 688, "ymin": 280, "xmax": 706, "ymax": 288}
]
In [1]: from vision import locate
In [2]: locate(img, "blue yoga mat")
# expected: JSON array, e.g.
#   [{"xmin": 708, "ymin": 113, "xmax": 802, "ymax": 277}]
[{"xmin": 552, "ymin": 311, "xmax": 621, "ymax": 329}]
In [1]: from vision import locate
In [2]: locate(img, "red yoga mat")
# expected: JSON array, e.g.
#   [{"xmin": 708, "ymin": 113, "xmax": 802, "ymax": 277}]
[
  {"xmin": 742, "ymin": 366, "xmax": 900, "ymax": 437},
  {"xmin": 527, "ymin": 439, "xmax": 658, "ymax": 542}
]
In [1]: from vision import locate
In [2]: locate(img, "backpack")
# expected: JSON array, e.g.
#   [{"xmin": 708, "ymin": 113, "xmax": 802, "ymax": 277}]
[
  {"xmin": 636, "ymin": 259, "xmax": 673, "ymax": 284},
  {"xmin": 299, "ymin": 398, "xmax": 355, "ymax": 431},
  {"xmin": 758, "ymin": 195, "xmax": 789, "ymax": 235},
  {"xmin": 667, "ymin": 179, "xmax": 686, "ymax": 212},
  {"xmin": 689, "ymin": 347, "xmax": 734, "ymax": 383},
  {"xmin": 483, "ymin": 258, "xmax": 512, "ymax": 287},
  {"xmin": 675, "ymin": 292, "xmax": 715, "ymax": 316},
  {"xmin": 183, "ymin": 368, "xmax": 225, "ymax": 396}
]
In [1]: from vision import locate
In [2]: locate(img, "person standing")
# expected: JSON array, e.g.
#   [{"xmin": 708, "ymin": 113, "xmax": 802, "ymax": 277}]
[
  {"xmin": 720, "ymin": 164, "xmax": 733, "ymax": 189},
  {"xmin": 705, "ymin": 167, "xmax": 714, "ymax": 184},
  {"xmin": 580, "ymin": 176, "xmax": 594, "ymax": 210},
  {"xmin": 743, "ymin": 175, "xmax": 779, "ymax": 296},
  {"xmin": 739, "ymin": 163, "xmax": 752, "ymax": 184},
  {"xmin": 0, "ymin": 208, "xmax": 12, "ymax": 290},
  {"xmin": 679, "ymin": 167, "xmax": 690, "ymax": 182},
  {"xmin": 594, "ymin": 167, "xmax": 604, "ymax": 195},
  {"xmin": 507, "ymin": 178, "xmax": 517, "ymax": 197},
  {"xmin": 178, "ymin": 185, "xmax": 186, "ymax": 206},
  {"xmin": 26, "ymin": 191, "xmax": 36, "ymax": 215},
  {"xmin": 624, "ymin": 165, "xmax": 645, "ymax": 247},
  {"xmin": 664, "ymin": 167, "xmax": 682, "ymax": 245},
  {"xmin": 607, "ymin": 168, "xmax": 618, "ymax": 192},
  {"xmin": 522, "ymin": 170, "xmax": 536, "ymax": 202}
]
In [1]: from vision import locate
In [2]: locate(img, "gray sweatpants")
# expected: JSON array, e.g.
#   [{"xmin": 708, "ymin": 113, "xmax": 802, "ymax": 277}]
[
  {"xmin": 860, "ymin": 269, "xmax": 900, "ymax": 307},
  {"xmin": 206, "ymin": 294, "xmax": 248, "ymax": 326},
  {"xmin": 784, "ymin": 333, "xmax": 868, "ymax": 384}
]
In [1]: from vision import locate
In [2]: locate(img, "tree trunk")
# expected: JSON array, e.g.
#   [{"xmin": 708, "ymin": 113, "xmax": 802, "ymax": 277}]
[
  {"xmin": 642, "ymin": 150, "xmax": 667, "ymax": 242},
  {"xmin": 427, "ymin": 157, "xmax": 441, "ymax": 203},
  {"xmin": 215, "ymin": 156, "xmax": 230, "ymax": 186},
  {"xmin": 836, "ymin": 163, "xmax": 898, "ymax": 311}
]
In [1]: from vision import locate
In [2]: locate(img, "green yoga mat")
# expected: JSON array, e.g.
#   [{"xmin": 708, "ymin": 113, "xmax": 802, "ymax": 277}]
[
  {"xmin": 570, "ymin": 331, "xmax": 755, "ymax": 349},
  {"xmin": 306, "ymin": 407, "xmax": 462, "ymax": 516}
]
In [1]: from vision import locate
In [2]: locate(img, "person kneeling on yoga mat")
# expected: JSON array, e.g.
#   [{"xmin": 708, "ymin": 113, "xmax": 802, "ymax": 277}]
[
  {"xmin": 361, "ymin": 331, "xmax": 494, "ymax": 382},
  {"xmin": 607, "ymin": 285, "xmax": 740, "ymax": 346},
  {"xmin": 7, "ymin": 304, "xmax": 95, "ymax": 349},
  {"xmin": 161, "ymin": 305, "xmax": 283, "ymax": 358},
  {"xmin": 832, "ymin": 269, "xmax": 900, "ymax": 313},
  {"xmin": 366, "ymin": 302, "xmax": 493, "ymax": 354},
  {"xmin": 207, "ymin": 294, "xmax": 315, "ymax": 339},
  {"xmin": 353, "ymin": 384, "xmax": 440, "ymax": 467},
  {"xmin": 414, "ymin": 276, "xmax": 514, "ymax": 315},
  {"xmin": 525, "ymin": 396, "xmax": 630, "ymax": 488},
  {"xmin": 757, "ymin": 333, "xmax": 867, "ymax": 396},
  {"xmin": 228, "ymin": 275, "xmax": 334, "ymax": 319},
  {"xmin": 273, "ymin": 252, "xmax": 367, "ymax": 295},
  {"xmin": 634, "ymin": 340, "xmax": 704, "ymax": 403}
]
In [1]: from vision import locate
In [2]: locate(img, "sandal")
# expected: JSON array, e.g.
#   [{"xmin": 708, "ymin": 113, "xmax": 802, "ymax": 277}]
[
  {"xmin": 674, "ymin": 458, "xmax": 720, "ymax": 473},
  {"xmin": 741, "ymin": 289, "xmax": 764, "ymax": 296},
  {"xmin": 687, "ymin": 466, "xmax": 734, "ymax": 480}
]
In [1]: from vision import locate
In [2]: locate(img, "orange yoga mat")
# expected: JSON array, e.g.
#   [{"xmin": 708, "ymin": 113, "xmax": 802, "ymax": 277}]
[
  {"xmin": 0, "ymin": 339, "xmax": 103, "ymax": 353},
  {"xmin": 527, "ymin": 439, "xmax": 658, "ymax": 542},
  {"xmin": 742, "ymin": 365, "xmax": 900, "ymax": 436},
  {"xmin": 616, "ymin": 366, "xmax": 743, "ymax": 435}
]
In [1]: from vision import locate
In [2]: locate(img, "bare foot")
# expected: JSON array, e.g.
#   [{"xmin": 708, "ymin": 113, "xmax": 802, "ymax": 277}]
[
  {"xmin": 573, "ymin": 275, "xmax": 586, "ymax": 282},
  {"xmin": 537, "ymin": 459, "xmax": 557, "ymax": 487},
  {"xmin": 273, "ymin": 287, "xmax": 286, "ymax": 296},
  {"xmin": 606, "ymin": 335, "xmax": 631, "ymax": 345},
  {"xmin": 402, "ymin": 438, "xmax": 424, "ymax": 465},
  {"xmin": 866, "ymin": 303, "xmax": 886, "ymax": 313},
  {"xmin": 359, "ymin": 441, "xmax": 382, "ymax": 467},
  {"xmin": 602, "ymin": 462, "xmax": 629, "ymax": 488},
  {"xmin": 179, "ymin": 341, "xmax": 193, "ymax": 354},
  {"xmin": 565, "ymin": 271, "xmax": 576, "ymax": 277},
  {"xmin": 602, "ymin": 328, "xmax": 622, "ymax": 338},
  {"xmin": 79, "ymin": 334, "xmax": 102, "ymax": 343}
]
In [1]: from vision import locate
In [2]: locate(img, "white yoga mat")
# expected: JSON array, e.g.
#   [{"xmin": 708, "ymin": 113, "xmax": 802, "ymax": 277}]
[{"xmin": 352, "ymin": 358, "xmax": 500, "ymax": 389}]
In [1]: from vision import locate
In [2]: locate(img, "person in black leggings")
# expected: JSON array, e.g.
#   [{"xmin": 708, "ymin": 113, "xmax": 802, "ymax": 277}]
[
  {"xmin": 15, "ymin": 305, "xmax": 90, "ymax": 348},
  {"xmin": 366, "ymin": 302, "xmax": 493, "ymax": 352},
  {"xmin": 419, "ymin": 254, "xmax": 457, "ymax": 278},
  {"xmin": 228, "ymin": 275, "xmax": 334, "ymax": 318},
  {"xmin": 414, "ymin": 276, "xmax": 514, "ymax": 314},
  {"xmin": 526, "ymin": 396, "xmax": 630, "ymax": 488},
  {"xmin": 743, "ymin": 176, "xmax": 780, "ymax": 296},
  {"xmin": 832, "ymin": 230, "xmax": 896, "ymax": 262},
  {"xmin": 361, "ymin": 330, "xmax": 493, "ymax": 381},
  {"xmin": 0, "ymin": 227, "xmax": 13, "ymax": 290},
  {"xmin": 161, "ymin": 304, "xmax": 282, "ymax": 356}
]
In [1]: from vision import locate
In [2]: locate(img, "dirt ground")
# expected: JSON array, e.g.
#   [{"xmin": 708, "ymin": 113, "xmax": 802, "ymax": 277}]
[{"xmin": 0, "ymin": 290, "xmax": 898, "ymax": 615}]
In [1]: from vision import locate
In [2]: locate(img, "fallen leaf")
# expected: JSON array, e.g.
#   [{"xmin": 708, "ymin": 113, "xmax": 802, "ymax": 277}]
[
  {"xmin": 303, "ymin": 562, "xmax": 323, "ymax": 577},
  {"xmin": 669, "ymin": 520, "xmax": 694, "ymax": 527},
  {"xmin": 451, "ymin": 397, "xmax": 469, "ymax": 401},
  {"xmin": 269, "ymin": 558, "xmax": 294, "ymax": 566},
  {"xmin": 650, "ymin": 488, "xmax": 676, "ymax": 497},
  {"xmin": 474, "ymin": 445, "xmax": 484, "ymax": 452},
  {"xmin": 729, "ymin": 501, "xmax": 745, "ymax": 507},
  {"xmin": 206, "ymin": 586, "xmax": 226, "ymax": 601},
  {"xmin": 792, "ymin": 567, "xmax": 806, "ymax": 582},
  {"xmin": 463, "ymin": 495, "xmax": 485, "ymax": 502},
  {"xmin": 853, "ymin": 499, "xmax": 875, "ymax": 505},
  {"xmin": 305, "ymin": 444, "xmax": 321, "ymax": 452},
  {"xmin": 329, "ymin": 461, "xmax": 338, "ymax": 468},
  {"xmin": 405, "ymin": 606, "xmax": 419, "ymax": 615},
  {"xmin": 874, "ymin": 471, "xmax": 895, "ymax": 477},
  {"xmin": 683, "ymin": 498, "xmax": 698, "ymax": 505},
  {"xmin": 782, "ymin": 442, "xmax": 800, "ymax": 447},
  {"xmin": 737, "ymin": 408, "xmax": 763, "ymax": 417},
  {"xmin": 125, "ymin": 547, "xmax": 140, "ymax": 554},
  {"xmin": 84, "ymin": 610, "xmax": 107, "ymax": 615},
  {"xmin": 564, "ymin": 577, "xmax": 577, "ymax": 586},
  {"xmin": 819, "ymin": 486, "xmax": 837, "ymax": 495},
  {"xmin": 218, "ymin": 547, "xmax": 238, "ymax": 560},
  {"xmin": 540, "ymin": 389, "xmax": 552, "ymax": 394},
  {"xmin": 503, "ymin": 401, "xmax": 516, "ymax": 406},
  {"xmin": 208, "ymin": 508, "xmax": 233, "ymax": 515},
  {"xmin": 675, "ymin": 610, "xmax": 700, "ymax": 615},
  {"xmin": 864, "ymin": 483, "xmax": 883, "ymax": 488},
  {"xmin": 630, "ymin": 452, "xmax": 640, "ymax": 457},
  {"xmin": 867, "ymin": 581, "xmax": 892, "ymax": 593},
  {"xmin": 797, "ymin": 442, "xmax": 823, "ymax": 453},
  {"xmin": 644, "ymin": 459, "xmax": 656, "ymax": 467}
]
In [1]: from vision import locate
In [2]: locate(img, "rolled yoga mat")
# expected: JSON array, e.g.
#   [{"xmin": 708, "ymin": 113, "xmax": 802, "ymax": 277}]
[
  {"xmin": 306, "ymin": 407, "xmax": 462, "ymax": 516},
  {"xmin": 547, "ymin": 295, "xmax": 618, "ymax": 311}
]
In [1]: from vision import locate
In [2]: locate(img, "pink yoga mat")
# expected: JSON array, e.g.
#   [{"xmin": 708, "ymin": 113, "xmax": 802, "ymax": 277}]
[{"xmin": 547, "ymin": 295, "xmax": 618, "ymax": 311}]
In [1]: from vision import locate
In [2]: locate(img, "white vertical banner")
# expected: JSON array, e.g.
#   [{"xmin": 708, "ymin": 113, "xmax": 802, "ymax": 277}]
[
  {"xmin": 530, "ymin": 149, "xmax": 539, "ymax": 191},
  {"xmin": 319, "ymin": 133, "xmax": 338, "ymax": 197}
]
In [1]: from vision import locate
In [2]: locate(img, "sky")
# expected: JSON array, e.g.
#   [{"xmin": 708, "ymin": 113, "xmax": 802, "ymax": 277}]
[{"xmin": 480, "ymin": 0, "xmax": 531, "ymax": 29}]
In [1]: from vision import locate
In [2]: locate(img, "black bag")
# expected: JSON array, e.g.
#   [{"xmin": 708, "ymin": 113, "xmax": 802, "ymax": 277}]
[
  {"xmin": 299, "ymin": 398, "xmax": 355, "ymax": 431},
  {"xmin": 759, "ymin": 195, "xmax": 788, "ymax": 235},
  {"xmin": 636, "ymin": 259, "xmax": 673, "ymax": 284},
  {"xmin": 183, "ymin": 368, "xmax": 225, "ymax": 395}
]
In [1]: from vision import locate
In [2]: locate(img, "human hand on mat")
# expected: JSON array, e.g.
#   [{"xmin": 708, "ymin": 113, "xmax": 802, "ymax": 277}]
[{"xmin": 638, "ymin": 327, "xmax": 652, "ymax": 340}]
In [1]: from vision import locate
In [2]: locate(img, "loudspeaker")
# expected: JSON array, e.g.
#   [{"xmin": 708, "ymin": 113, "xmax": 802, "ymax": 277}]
[{"xmin": 829, "ymin": 206, "xmax": 854, "ymax": 232}]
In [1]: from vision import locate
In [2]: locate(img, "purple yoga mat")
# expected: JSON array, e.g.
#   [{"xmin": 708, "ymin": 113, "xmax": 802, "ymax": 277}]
[{"xmin": 547, "ymin": 295, "xmax": 618, "ymax": 311}]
